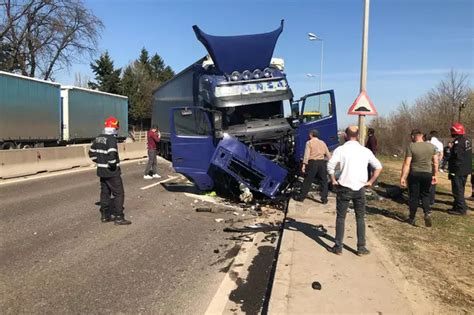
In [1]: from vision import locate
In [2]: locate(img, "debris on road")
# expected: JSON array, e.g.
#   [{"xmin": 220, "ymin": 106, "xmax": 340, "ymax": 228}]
[
  {"xmin": 239, "ymin": 183, "xmax": 253, "ymax": 203},
  {"xmin": 223, "ymin": 223, "xmax": 280, "ymax": 233},
  {"xmin": 215, "ymin": 218, "xmax": 224, "ymax": 223},
  {"xmin": 311, "ymin": 281, "xmax": 322, "ymax": 290},
  {"xmin": 196, "ymin": 207, "xmax": 212, "ymax": 213}
]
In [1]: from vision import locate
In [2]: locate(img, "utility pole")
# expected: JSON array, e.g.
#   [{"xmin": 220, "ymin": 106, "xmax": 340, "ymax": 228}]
[{"xmin": 358, "ymin": 0, "xmax": 370, "ymax": 145}]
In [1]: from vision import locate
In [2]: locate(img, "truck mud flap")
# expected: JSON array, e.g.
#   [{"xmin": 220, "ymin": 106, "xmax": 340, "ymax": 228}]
[{"xmin": 210, "ymin": 135, "xmax": 288, "ymax": 198}]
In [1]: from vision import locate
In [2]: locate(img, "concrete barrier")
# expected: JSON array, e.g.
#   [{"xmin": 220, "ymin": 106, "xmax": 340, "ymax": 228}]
[
  {"xmin": 119, "ymin": 142, "xmax": 147, "ymax": 160},
  {"xmin": 0, "ymin": 142, "xmax": 147, "ymax": 179},
  {"xmin": 36, "ymin": 146, "xmax": 91, "ymax": 172},
  {"xmin": 0, "ymin": 149, "xmax": 42, "ymax": 178}
]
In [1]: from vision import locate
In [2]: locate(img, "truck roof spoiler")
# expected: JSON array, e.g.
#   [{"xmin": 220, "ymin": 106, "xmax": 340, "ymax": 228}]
[{"xmin": 192, "ymin": 20, "xmax": 284, "ymax": 74}]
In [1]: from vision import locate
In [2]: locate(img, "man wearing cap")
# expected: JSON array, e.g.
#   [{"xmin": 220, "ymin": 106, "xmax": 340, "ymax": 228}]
[
  {"xmin": 447, "ymin": 123, "xmax": 472, "ymax": 215},
  {"xmin": 294, "ymin": 129, "xmax": 331, "ymax": 203},
  {"xmin": 327, "ymin": 126, "xmax": 382, "ymax": 256},
  {"xmin": 88, "ymin": 116, "xmax": 131, "ymax": 225}
]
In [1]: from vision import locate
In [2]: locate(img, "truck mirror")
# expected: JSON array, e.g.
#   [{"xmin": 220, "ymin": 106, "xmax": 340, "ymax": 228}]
[
  {"xmin": 291, "ymin": 102, "xmax": 300, "ymax": 117},
  {"xmin": 214, "ymin": 111, "xmax": 223, "ymax": 130}
]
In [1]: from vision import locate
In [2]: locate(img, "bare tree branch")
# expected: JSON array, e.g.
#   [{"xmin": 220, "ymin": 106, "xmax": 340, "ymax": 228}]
[{"xmin": 1, "ymin": 0, "xmax": 103, "ymax": 79}]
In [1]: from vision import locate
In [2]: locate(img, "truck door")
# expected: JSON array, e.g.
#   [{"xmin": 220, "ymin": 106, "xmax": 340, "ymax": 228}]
[
  {"xmin": 170, "ymin": 107, "xmax": 216, "ymax": 190},
  {"xmin": 295, "ymin": 90, "xmax": 338, "ymax": 161}
]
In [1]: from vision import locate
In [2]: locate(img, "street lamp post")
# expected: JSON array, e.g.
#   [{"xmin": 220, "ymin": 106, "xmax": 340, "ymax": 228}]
[{"xmin": 308, "ymin": 33, "xmax": 323, "ymax": 91}]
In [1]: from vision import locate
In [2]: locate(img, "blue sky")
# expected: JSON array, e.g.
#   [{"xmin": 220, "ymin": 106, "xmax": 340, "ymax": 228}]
[{"xmin": 57, "ymin": 0, "xmax": 474, "ymax": 127}]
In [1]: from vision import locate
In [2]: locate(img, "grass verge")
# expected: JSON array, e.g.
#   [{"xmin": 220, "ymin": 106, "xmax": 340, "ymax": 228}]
[{"xmin": 366, "ymin": 156, "xmax": 474, "ymax": 313}]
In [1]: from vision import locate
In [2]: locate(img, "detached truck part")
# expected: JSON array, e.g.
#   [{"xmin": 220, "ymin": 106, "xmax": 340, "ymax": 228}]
[{"xmin": 152, "ymin": 20, "xmax": 338, "ymax": 198}]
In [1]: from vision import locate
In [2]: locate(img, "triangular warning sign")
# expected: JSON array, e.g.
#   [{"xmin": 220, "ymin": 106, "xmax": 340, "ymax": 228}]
[{"xmin": 348, "ymin": 90, "xmax": 378, "ymax": 116}]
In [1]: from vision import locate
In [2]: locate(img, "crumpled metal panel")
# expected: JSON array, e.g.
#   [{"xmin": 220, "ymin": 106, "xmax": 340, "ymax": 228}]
[{"xmin": 210, "ymin": 134, "xmax": 288, "ymax": 198}]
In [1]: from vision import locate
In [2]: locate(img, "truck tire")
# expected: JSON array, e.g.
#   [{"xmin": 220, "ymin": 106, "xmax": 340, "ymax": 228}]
[{"xmin": 1, "ymin": 142, "xmax": 16, "ymax": 150}]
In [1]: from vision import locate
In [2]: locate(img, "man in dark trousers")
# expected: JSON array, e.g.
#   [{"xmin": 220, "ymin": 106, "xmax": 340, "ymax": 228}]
[
  {"xmin": 327, "ymin": 126, "xmax": 382, "ymax": 256},
  {"xmin": 447, "ymin": 123, "xmax": 472, "ymax": 215},
  {"xmin": 294, "ymin": 129, "xmax": 331, "ymax": 203},
  {"xmin": 400, "ymin": 129, "xmax": 438, "ymax": 227},
  {"xmin": 89, "ymin": 116, "xmax": 131, "ymax": 225},
  {"xmin": 144, "ymin": 125, "xmax": 161, "ymax": 179}
]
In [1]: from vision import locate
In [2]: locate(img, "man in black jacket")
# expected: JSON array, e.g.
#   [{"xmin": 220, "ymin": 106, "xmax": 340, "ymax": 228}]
[
  {"xmin": 89, "ymin": 117, "xmax": 131, "ymax": 225},
  {"xmin": 447, "ymin": 123, "xmax": 472, "ymax": 216}
]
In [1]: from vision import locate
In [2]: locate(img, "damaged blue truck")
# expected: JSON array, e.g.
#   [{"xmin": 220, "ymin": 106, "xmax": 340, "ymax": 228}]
[{"xmin": 151, "ymin": 21, "xmax": 338, "ymax": 199}]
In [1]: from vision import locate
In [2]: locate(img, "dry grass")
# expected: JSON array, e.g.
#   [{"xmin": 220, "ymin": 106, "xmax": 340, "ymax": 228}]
[{"xmin": 366, "ymin": 156, "xmax": 474, "ymax": 313}]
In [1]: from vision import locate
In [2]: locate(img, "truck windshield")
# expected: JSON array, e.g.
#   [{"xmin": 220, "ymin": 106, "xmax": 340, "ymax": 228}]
[{"xmin": 221, "ymin": 101, "xmax": 283, "ymax": 127}]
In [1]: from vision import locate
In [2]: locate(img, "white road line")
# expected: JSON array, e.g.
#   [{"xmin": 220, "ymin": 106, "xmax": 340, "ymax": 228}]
[
  {"xmin": 0, "ymin": 158, "xmax": 148, "ymax": 186},
  {"xmin": 140, "ymin": 175, "xmax": 180, "ymax": 190}
]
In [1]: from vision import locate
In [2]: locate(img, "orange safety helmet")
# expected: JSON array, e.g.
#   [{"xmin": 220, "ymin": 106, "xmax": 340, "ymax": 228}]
[
  {"xmin": 450, "ymin": 122, "xmax": 465, "ymax": 135},
  {"xmin": 104, "ymin": 116, "xmax": 120, "ymax": 129}
]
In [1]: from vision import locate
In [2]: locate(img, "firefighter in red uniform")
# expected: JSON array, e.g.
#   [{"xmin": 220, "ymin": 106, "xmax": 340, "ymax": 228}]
[{"xmin": 88, "ymin": 117, "xmax": 131, "ymax": 225}]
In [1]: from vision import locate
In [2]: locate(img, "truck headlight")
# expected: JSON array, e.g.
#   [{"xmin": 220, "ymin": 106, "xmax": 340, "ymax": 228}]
[
  {"xmin": 242, "ymin": 70, "xmax": 252, "ymax": 80},
  {"xmin": 230, "ymin": 71, "xmax": 240, "ymax": 81},
  {"xmin": 253, "ymin": 69, "xmax": 262, "ymax": 79},
  {"xmin": 263, "ymin": 68, "xmax": 273, "ymax": 78}
]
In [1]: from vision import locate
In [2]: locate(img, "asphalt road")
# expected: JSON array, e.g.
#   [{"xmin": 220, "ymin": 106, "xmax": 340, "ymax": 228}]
[{"xmin": 0, "ymin": 159, "xmax": 262, "ymax": 314}]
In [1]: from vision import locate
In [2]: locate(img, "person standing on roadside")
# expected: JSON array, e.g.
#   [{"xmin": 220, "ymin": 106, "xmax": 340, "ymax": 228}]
[
  {"xmin": 144, "ymin": 125, "xmax": 162, "ymax": 180},
  {"xmin": 327, "ymin": 126, "xmax": 382, "ymax": 256},
  {"xmin": 447, "ymin": 123, "xmax": 472, "ymax": 215},
  {"xmin": 366, "ymin": 128, "xmax": 378, "ymax": 186},
  {"xmin": 400, "ymin": 129, "xmax": 438, "ymax": 227},
  {"xmin": 429, "ymin": 130, "xmax": 444, "ymax": 205},
  {"xmin": 295, "ymin": 129, "xmax": 331, "ymax": 203},
  {"xmin": 88, "ymin": 117, "xmax": 131, "ymax": 225}
]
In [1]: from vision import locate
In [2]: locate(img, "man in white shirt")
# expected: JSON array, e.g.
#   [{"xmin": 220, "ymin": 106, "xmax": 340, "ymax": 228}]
[
  {"xmin": 428, "ymin": 130, "xmax": 443, "ymax": 204},
  {"xmin": 327, "ymin": 126, "xmax": 383, "ymax": 256}
]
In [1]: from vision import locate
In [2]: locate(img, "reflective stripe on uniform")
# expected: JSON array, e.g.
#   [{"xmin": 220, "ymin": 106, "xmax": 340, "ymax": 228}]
[
  {"xmin": 92, "ymin": 148, "xmax": 117, "ymax": 154},
  {"xmin": 109, "ymin": 159, "xmax": 117, "ymax": 164},
  {"xmin": 97, "ymin": 163, "xmax": 120, "ymax": 168}
]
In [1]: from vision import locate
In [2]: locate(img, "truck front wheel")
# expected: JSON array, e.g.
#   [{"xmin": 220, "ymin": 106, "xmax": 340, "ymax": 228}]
[{"xmin": 1, "ymin": 142, "xmax": 16, "ymax": 150}]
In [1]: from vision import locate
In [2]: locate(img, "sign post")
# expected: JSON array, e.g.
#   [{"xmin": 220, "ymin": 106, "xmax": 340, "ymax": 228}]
[{"xmin": 358, "ymin": 0, "xmax": 371, "ymax": 145}]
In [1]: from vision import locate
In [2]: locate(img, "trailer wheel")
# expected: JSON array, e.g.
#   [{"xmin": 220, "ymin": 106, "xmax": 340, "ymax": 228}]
[
  {"xmin": 1, "ymin": 142, "xmax": 16, "ymax": 150},
  {"xmin": 21, "ymin": 144, "xmax": 32, "ymax": 149}
]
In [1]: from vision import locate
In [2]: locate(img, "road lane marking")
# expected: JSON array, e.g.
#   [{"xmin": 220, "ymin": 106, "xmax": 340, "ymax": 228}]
[
  {"xmin": 140, "ymin": 175, "xmax": 180, "ymax": 190},
  {"xmin": 0, "ymin": 158, "xmax": 148, "ymax": 186}
]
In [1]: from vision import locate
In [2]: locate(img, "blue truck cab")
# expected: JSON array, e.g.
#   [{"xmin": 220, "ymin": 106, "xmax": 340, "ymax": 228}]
[{"xmin": 152, "ymin": 21, "xmax": 338, "ymax": 198}]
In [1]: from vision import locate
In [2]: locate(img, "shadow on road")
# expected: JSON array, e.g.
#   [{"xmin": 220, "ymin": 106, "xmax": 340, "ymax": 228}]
[
  {"xmin": 285, "ymin": 220, "xmax": 358, "ymax": 255},
  {"xmin": 161, "ymin": 183, "xmax": 200, "ymax": 194}
]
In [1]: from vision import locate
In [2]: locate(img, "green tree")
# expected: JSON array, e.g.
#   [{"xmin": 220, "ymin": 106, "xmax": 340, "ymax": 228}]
[
  {"xmin": 150, "ymin": 53, "xmax": 174, "ymax": 82},
  {"xmin": 120, "ymin": 48, "xmax": 175, "ymax": 127},
  {"xmin": 89, "ymin": 51, "xmax": 122, "ymax": 94}
]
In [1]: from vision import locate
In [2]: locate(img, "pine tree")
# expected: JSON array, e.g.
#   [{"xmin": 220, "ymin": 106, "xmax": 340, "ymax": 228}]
[
  {"xmin": 149, "ymin": 53, "xmax": 174, "ymax": 82},
  {"xmin": 89, "ymin": 51, "xmax": 122, "ymax": 94},
  {"xmin": 120, "ymin": 49, "xmax": 175, "ymax": 127}
]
